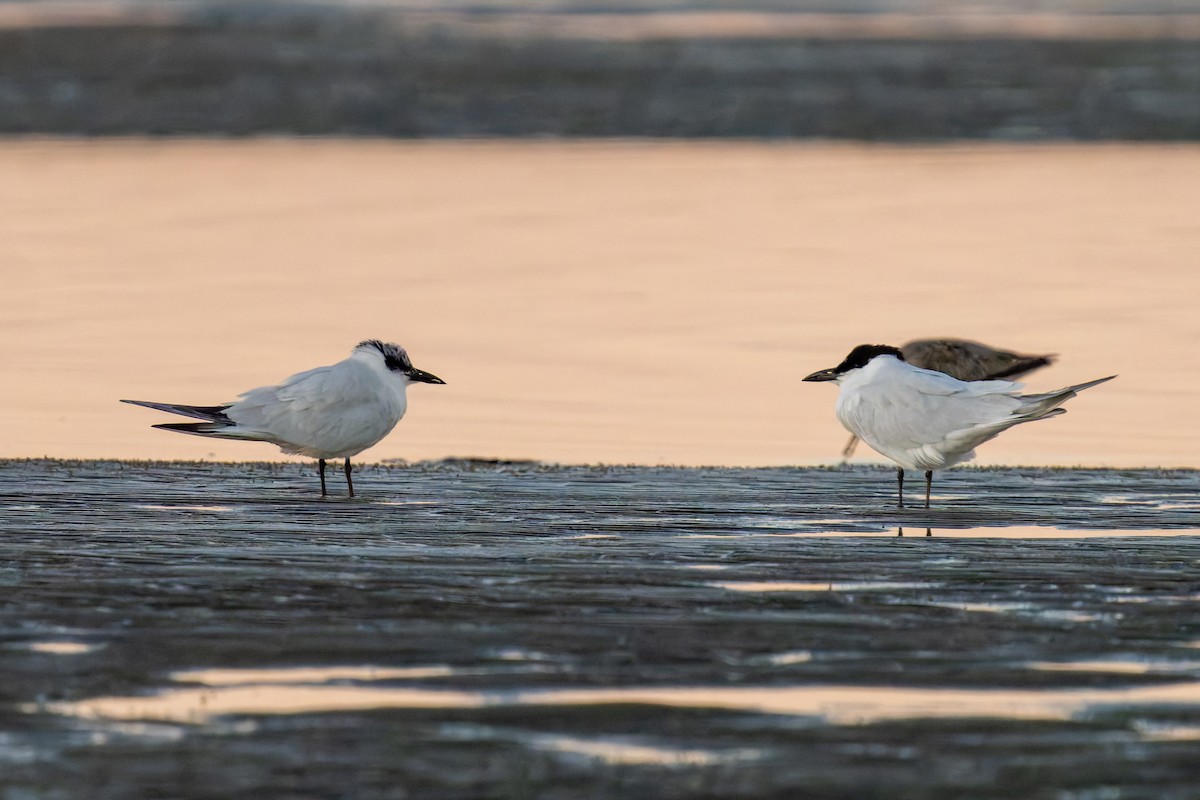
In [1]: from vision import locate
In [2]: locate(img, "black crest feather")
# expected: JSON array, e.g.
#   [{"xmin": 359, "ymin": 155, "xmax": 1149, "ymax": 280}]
[
  {"xmin": 834, "ymin": 344, "xmax": 905, "ymax": 373},
  {"xmin": 357, "ymin": 339, "xmax": 413, "ymax": 372}
]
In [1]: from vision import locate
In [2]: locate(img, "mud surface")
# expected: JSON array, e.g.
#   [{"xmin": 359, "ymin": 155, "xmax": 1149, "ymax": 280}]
[
  {"xmin": 2, "ymin": 459, "xmax": 1199, "ymax": 799},
  {"xmin": 3, "ymin": 9, "xmax": 1200, "ymax": 139}
]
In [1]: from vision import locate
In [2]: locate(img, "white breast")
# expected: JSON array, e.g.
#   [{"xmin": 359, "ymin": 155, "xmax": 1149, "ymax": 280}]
[{"xmin": 835, "ymin": 357, "xmax": 1021, "ymax": 471}]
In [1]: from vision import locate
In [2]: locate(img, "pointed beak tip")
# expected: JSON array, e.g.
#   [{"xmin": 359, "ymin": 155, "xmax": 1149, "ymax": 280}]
[
  {"xmin": 803, "ymin": 369, "xmax": 837, "ymax": 383},
  {"xmin": 409, "ymin": 369, "xmax": 446, "ymax": 385}
]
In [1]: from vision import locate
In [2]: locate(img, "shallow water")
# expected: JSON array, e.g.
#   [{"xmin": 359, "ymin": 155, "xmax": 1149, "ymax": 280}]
[
  {"xmin": 2, "ymin": 459, "xmax": 1199, "ymax": 798},
  {"xmin": 2, "ymin": 141, "xmax": 1197, "ymax": 467}
]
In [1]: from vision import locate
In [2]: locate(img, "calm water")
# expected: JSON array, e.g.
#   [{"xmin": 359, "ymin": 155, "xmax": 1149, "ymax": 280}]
[{"xmin": 2, "ymin": 141, "xmax": 1198, "ymax": 467}]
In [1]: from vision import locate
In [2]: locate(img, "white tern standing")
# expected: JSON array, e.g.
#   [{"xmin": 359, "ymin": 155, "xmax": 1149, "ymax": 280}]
[
  {"xmin": 841, "ymin": 338, "xmax": 1055, "ymax": 459},
  {"xmin": 123, "ymin": 339, "xmax": 445, "ymax": 497},
  {"xmin": 804, "ymin": 344, "xmax": 1113, "ymax": 508}
]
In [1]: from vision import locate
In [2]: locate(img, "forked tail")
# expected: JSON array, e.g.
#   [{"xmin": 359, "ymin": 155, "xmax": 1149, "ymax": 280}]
[
  {"xmin": 120, "ymin": 399, "xmax": 232, "ymax": 423},
  {"xmin": 985, "ymin": 354, "xmax": 1055, "ymax": 381},
  {"xmin": 1019, "ymin": 375, "xmax": 1117, "ymax": 419},
  {"xmin": 121, "ymin": 398, "xmax": 245, "ymax": 439},
  {"xmin": 150, "ymin": 421, "xmax": 248, "ymax": 440},
  {"xmin": 1062, "ymin": 375, "xmax": 1118, "ymax": 394}
]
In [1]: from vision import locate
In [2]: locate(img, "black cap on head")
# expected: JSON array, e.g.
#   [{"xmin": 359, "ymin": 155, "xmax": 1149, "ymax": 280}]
[
  {"xmin": 836, "ymin": 344, "xmax": 905, "ymax": 372},
  {"xmin": 358, "ymin": 339, "xmax": 414, "ymax": 373},
  {"xmin": 357, "ymin": 339, "xmax": 446, "ymax": 385},
  {"xmin": 803, "ymin": 344, "xmax": 904, "ymax": 382}
]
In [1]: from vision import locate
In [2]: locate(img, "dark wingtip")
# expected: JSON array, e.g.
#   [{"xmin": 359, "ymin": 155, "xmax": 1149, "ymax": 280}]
[
  {"xmin": 122, "ymin": 400, "xmax": 233, "ymax": 423},
  {"xmin": 152, "ymin": 422, "xmax": 226, "ymax": 434},
  {"xmin": 986, "ymin": 355, "xmax": 1055, "ymax": 381}
]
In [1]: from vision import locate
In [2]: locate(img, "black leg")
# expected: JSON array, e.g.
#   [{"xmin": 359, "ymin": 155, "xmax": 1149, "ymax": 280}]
[
  {"xmin": 318, "ymin": 458, "xmax": 327, "ymax": 496},
  {"xmin": 344, "ymin": 457, "xmax": 354, "ymax": 498},
  {"xmin": 925, "ymin": 470, "xmax": 933, "ymax": 509},
  {"xmin": 896, "ymin": 468, "xmax": 905, "ymax": 508},
  {"xmin": 842, "ymin": 434, "xmax": 859, "ymax": 459}
]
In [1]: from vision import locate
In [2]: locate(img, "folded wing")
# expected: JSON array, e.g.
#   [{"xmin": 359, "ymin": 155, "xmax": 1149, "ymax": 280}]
[{"xmin": 224, "ymin": 362, "xmax": 404, "ymax": 456}]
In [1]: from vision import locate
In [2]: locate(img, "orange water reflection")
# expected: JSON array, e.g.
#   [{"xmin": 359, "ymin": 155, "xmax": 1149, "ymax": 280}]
[
  {"xmin": 712, "ymin": 580, "xmax": 935, "ymax": 592},
  {"xmin": 40, "ymin": 669, "xmax": 1200, "ymax": 727},
  {"xmin": 2, "ymin": 141, "xmax": 1197, "ymax": 467}
]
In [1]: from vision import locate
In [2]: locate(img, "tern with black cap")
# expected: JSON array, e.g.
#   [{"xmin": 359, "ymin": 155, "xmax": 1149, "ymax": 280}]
[
  {"xmin": 841, "ymin": 338, "xmax": 1056, "ymax": 459},
  {"xmin": 804, "ymin": 344, "xmax": 1114, "ymax": 508},
  {"xmin": 123, "ymin": 340, "xmax": 445, "ymax": 497}
]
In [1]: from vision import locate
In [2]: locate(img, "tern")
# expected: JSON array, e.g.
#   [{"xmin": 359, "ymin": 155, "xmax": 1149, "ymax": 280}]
[
  {"xmin": 841, "ymin": 338, "xmax": 1055, "ymax": 459},
  {"xmin": 122, "ymin": 340, "xmax": 445, "ymax": 497},
  {"xmin": 804, "ymin": 344, "xmax": 1114, "ymax": 508}
]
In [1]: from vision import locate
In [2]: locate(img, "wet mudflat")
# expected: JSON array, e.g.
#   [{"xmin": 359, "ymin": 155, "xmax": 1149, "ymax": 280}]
[{"xmin": 2, "ymin": 459, "xmax": 1199, "ymax": 799}]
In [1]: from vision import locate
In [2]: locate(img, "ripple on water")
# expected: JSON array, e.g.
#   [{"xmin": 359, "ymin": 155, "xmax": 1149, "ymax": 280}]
[
  {"xmin": 135, "ymin": 505, "xmax": 236, "ymax": 513},
  {"xmin": 31, "ymin": 666, "xmax": 1200, "ymax": 728},
  {"xmin": 171, "ymin": 666, "xmax": 458, "ymax": 686},
  {"xmin": 1029, "ymin": 657, "xmax": 1200, "ymax": 676},
  {"xmin": 882, "ymin": 526, "xmax": 1198, "ymax": 539},
  {"xmin": 1132, "ymin": 721, "xmax": 1200, "ymax": 742},
  {"xmin": 439, "ymin": 724, "xmax": 761, "ymax": 766},
  {"xmin": 925, "ymin": 601, "xmax": 1107, "ymax": 623},
  {"xmin": 746, "ymin": 650, "xmax": 814, "ymax": 666},
  {"xmin": 1098, "ymin": 495, "xmax": 1200, "ymax": 511},
  {"xmin": 679, "ymin": 527, "xmax": 1200, "ymax": 540},
  {"xmin": 526, "ymin": 733, "xmax": 761, "ymax": 766},
  {"xmin": 17, "ymin": 641, "xmax": 106, "ymax": 655},
  {"xmin": 711, "ymin": 581, "xmax": 936, "ymax": 593}
]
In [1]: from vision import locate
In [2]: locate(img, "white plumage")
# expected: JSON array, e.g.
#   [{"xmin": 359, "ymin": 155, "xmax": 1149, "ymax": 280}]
[
  {"xmin": 840, "ymin": 337, "xmax": 1054, "ymax": 459},
  {"xmin": 221, "ymin": 357, "xmax": 409, "ymax": 459},
  {"xmin": 123, "ymin": 339, "xmax": 445, "ymax": 497},
  {"xmin": 805, "ymin": 344, "xmax": 1114, "ymax": 508}
]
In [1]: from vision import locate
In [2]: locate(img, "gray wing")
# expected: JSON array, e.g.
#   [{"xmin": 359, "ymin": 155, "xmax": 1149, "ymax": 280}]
[{"xmin": 225, "ymin": 361, "xmax": 400, "ymax": 454}]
